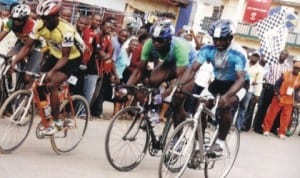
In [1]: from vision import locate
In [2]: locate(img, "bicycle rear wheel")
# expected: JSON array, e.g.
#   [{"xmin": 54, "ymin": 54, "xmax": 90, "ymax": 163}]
[
  {"xmin": 204, "ymin": 125, "xmax": 240, "ymax": 178},
  {"xmin": 50, "ymin": 95, "xmax": 89, "ymax": 154},
  {"xmin": 0, "ymin": 90, "xmax": 34, "ymax": 153},
  {"xmin": 158, "ymin": 119, "xmax": 195, "ymax": 178},
  {"xmin": 105, "ymin": 106, "xmax": 149, "ymax": 171},
  {"xmin": 0, "ymin": 81, "xmax": 6, "ymax": 104}
]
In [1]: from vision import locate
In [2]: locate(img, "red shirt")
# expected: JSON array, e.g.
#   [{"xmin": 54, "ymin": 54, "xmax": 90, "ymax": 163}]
[
  {"xmin": 95, "ymin": 34, "xmax": 113, "ymax": 75},
  {"xmin": 81, "ymin": 28, "xmax": 98, "ymax": 64},
  {"xmin": 128, "ymin": 44, "xmax": 142, "ymax": 72}
]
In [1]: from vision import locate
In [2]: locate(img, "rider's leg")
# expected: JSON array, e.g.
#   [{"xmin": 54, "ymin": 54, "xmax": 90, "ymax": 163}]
[{"xmin": 47, "ymin": 71, "xmax": 68, "ymax": 121}]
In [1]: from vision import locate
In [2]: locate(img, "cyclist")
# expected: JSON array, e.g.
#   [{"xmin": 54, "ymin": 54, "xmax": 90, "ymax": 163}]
[
  {"xmin": 11, "ymin": 0, "xmax": 85, "ymax": 135},
  {"xmin": 127, "ymin": 19, "xmax": 194, "ymax": 127},
  {"xmin": 0, "ymin": 4, "xmax": 43, "ymax": 89},
  {"xmin": 177, "ymin": 19, "xmax": 247, "ymax": 156}
]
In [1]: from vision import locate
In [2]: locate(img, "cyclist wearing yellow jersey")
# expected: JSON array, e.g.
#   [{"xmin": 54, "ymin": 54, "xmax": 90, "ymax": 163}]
[{"xmin": 11, "ymin": 0, "xmax": 85, "ymax": 135}]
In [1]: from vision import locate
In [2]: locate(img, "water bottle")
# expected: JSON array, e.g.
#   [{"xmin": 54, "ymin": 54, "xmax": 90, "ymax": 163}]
[
  {"xmin": 153, "ymin": 93, "xmax": 162, "ymax": 105},
  {"xmin": 149, "ymin": 109, "xmax": 160, "ymax": 138},
  {"xmin": 40, "ymin": 101, "xmax": 52, "ymax": 119}
]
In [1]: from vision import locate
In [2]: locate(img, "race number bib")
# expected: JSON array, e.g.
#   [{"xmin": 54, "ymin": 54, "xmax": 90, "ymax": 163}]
[
  {"xmin": 67, "ymin": 75, "xmax": 78, "ymax": 86},
  {"xmin": 287, "ymin": 87, "xmax": 294, "ymax": 96}
]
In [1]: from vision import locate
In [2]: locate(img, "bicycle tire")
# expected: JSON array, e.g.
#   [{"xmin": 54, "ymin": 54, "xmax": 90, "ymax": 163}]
[
  {"xmin": 50, "ymin": 95, "xmax": 89, "ymax": 154},
  {"xmin": 0, "ymin": 90, "xmax": 34, "ymax": 153},
  {"xmin": 105, "ymin": 106, "xmax": 149, "ymax": 171},
  {"xmin": 0, "ymin": 80, "xmax": 6, "ymax": 104},
  {"xmin": 158, "ymin": 119, "xmax": 196, "ymax": 178},
  {"xmin": 204, "ymin": 125, "xmax": 240, "ymax": 178},
  {"xmin": 286, "ymin": 108, "xmax": 299, "ymax": 136}
]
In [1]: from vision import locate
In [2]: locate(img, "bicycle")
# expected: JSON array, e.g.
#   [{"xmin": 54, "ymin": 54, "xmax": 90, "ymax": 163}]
[
  {"xmin": 0, "ymin": 54, "xmax": 26, "ymax": 104},
  {"xmin": 286, "ymin": 105, "xmax": 299, "ymax": 136},
  {"xmin": 158, "ymin": 88, "xmax": 240, "ymax": 178},
  {"xmin": 0, "ymin": 69, "xmax": 90, "ymax": 154},
  {"xmin": 105, "ymin": 84, "xmax": 175, "ymax": 171}
]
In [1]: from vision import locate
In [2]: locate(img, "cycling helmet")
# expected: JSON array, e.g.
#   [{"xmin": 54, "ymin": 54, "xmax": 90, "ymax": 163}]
[
  {"xmin": 151, "ymin": 19, "xmax": 175, "ymax": 40},
  {"xmin": 208, "ymin": 19, "xmax": 234, "ymax": 38},
  {"xmin": 36, "ymin": 0, "xmax": 61, "ymax": 16},
  {"xmin": 11, "ymin": 4, "xmax": 31, "ymax": 19}
]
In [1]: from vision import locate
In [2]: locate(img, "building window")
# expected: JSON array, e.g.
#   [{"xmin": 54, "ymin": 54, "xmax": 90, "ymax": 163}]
[{"xmin": 212, "ymin": 5, "xmax": 224, "ymax": 19}]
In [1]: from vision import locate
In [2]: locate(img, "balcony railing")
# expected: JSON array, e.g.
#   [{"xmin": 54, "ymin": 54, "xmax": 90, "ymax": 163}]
[{"xmin": 200, "ymin": 17, "xmax": 300, "ymax": 48}]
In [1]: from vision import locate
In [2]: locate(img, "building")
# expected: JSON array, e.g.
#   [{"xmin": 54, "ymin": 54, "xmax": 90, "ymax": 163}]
[{"xmin": 193, "ymin": 0, "xmax": 300, "ymax": 57}]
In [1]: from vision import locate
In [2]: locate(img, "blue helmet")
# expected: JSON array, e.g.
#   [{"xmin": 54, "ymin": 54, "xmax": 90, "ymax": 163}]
[
  {"xmin": 151, "ymin": 19, "xmax": 175, "ymax": 40},
  {"xmin": 208, "ymin": 19, "xmax": 234, "ymax": 38}
]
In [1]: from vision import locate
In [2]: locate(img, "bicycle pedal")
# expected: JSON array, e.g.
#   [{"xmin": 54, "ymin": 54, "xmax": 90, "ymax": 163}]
[{"xmin": 188, "ymin": 160, "xmax": 204, "ymax": 170}]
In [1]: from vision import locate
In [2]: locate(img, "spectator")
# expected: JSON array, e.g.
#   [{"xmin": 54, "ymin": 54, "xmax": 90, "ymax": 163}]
[
  {"xmin": 60, "ymin": 7, "xmax": 72, "ymax": 23},
  {"xmin": 90, "ymin": 19, "xmax": 114, "ymax": 119},
  {"xmin": 111, "ymin": 29, "xmax": 130, "ymax": 62},
  {"xmin": 263, "ymin": 59, "xmax": 300, "ymax": 139},
  {"xmin": 24, "ymin": 0, "xmax": 39, "ymax": 20},
  {"xmin": 236, "ymin": 50, "xmax": 264, "ymax": 131},
  {"xmin": 81, "ymin": 14, "xmax": 101, "ymax": 105},
  {"xmin": 113, "ymin": 38, "xmax": 140, "ymax": 115},
  {"xmin": 253, "ymin": 50, "xmax": 290, "ymax": 134}
]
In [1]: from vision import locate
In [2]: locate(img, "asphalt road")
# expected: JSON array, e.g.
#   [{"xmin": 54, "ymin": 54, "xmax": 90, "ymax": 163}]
[{"xmin": 0, "ymin": 102, "xmax": 300, "ymax": 178}]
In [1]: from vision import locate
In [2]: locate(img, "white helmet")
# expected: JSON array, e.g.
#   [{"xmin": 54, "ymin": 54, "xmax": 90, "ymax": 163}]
[
  {"xmin": 36, "ymin": 0, "xmax": 61, "ymax": 16},
  {"xmin": 11, "ymin": 4, "xmax": 31, "ymax": 19}
]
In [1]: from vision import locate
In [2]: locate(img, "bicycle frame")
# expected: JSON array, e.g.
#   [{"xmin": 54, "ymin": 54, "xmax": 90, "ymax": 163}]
[
  {"xmin": 118, "ymin": 84, "xmax": 173, "ymax": 151},
  {"xmin": 32, "ymin": 78, "xmax": 76, "ymax": 129}
]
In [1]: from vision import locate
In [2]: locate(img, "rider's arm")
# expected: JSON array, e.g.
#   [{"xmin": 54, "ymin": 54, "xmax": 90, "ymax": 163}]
[
  {"xmin": 0, "ymin": 30, "xmax": 9, "ymax": 41},
  {"xmin": 51, "ymin": 46, "xmax": 70, "ymax": 72},
  {"xmin": 224, "ymin": 71, "xmax": 245, "ymax": 98},
  {"xmin": 126, "ymin": 60, "xmax": 146, "ymax": 85},
  {"xmin": 12, "ymin": 37, "xmax": 34, "ymax": 66}
]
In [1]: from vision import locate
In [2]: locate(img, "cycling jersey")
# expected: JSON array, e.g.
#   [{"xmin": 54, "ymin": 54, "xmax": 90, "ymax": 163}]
[
  {"xmin": 30, "ymin": 19, "xmax": 85, "ymax": 60},
  {"xmin": 196, "ymin": 41, "xmax": 247, "ymax": 81},
  {"xmin": 3, "ymin": 18, "xmax": 35, "ymax": 44},
  {"xmin": 141, "ymin": 37, "xmax": 190, "ymax": 67}
]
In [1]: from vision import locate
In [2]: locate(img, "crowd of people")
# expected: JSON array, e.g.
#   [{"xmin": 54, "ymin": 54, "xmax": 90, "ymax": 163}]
[{"xmin": 0, "ymin": 0, "xmax": 298, "ymax": 149}]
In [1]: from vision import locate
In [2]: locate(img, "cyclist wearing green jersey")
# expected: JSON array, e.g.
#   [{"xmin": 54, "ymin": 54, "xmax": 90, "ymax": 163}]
[{"xmin": 127, "ymin": 19, "xmax": 194, "ymax": 127}]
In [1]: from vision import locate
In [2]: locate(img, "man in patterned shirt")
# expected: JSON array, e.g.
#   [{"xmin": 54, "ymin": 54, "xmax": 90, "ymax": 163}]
[{"xmin": 253, "ymin": 50, "xmax": 290, "ymax": 134}]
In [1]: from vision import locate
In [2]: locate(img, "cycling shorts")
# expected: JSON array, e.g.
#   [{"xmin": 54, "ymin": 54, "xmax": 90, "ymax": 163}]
[{"xmin": 41, "ymin": 55, "xmax": 81, "ymax": 77}]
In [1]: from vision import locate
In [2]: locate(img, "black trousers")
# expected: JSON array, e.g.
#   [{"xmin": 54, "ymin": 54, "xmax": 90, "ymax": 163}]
[{"xmin": 253, "ymin": 83, "xmax": 274, "ymax": 132}]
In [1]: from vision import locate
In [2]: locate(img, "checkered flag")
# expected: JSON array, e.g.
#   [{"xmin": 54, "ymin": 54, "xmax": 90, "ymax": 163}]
[{"xmin": 256, "ymin": 8, "xmax": 288, "ymax": 64}]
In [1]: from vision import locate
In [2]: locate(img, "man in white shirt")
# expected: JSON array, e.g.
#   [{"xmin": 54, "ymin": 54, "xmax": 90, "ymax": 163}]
[{"xmin": 236, "ymin": 51, "xmax": 265, "ymax": 131}]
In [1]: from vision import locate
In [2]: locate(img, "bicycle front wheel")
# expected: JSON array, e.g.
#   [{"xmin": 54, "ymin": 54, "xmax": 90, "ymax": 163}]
[
  {"xmin": 105, "ymin": 106, "xmax": 149, "ymax": 171},
  {"xmin": 50, "ymin": 95, "xmax": 89, "ymax": 154},
  {"xmin": 158, "ymin": 119, "xmax": 195, "ymax": 178},
  {"xmin": 205, "ymin": 125, "xmax": 240, "ymax": 178},
  {"xmin": 286, "ymin": 108, "xmax": 299, "ymax": 136},
  {"xmin": 0, "ymin": 90, "xmax": 34, "ymax": 153}
]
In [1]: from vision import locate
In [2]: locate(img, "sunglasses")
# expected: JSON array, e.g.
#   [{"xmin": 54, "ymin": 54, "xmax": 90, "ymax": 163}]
[
  {"xmin": 152, "ymin": 37, "xmax": 166, "ymax": 44},
  {"xmin": 12, "ymin": 18, "xmax": 25, "ymax": 22}
]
